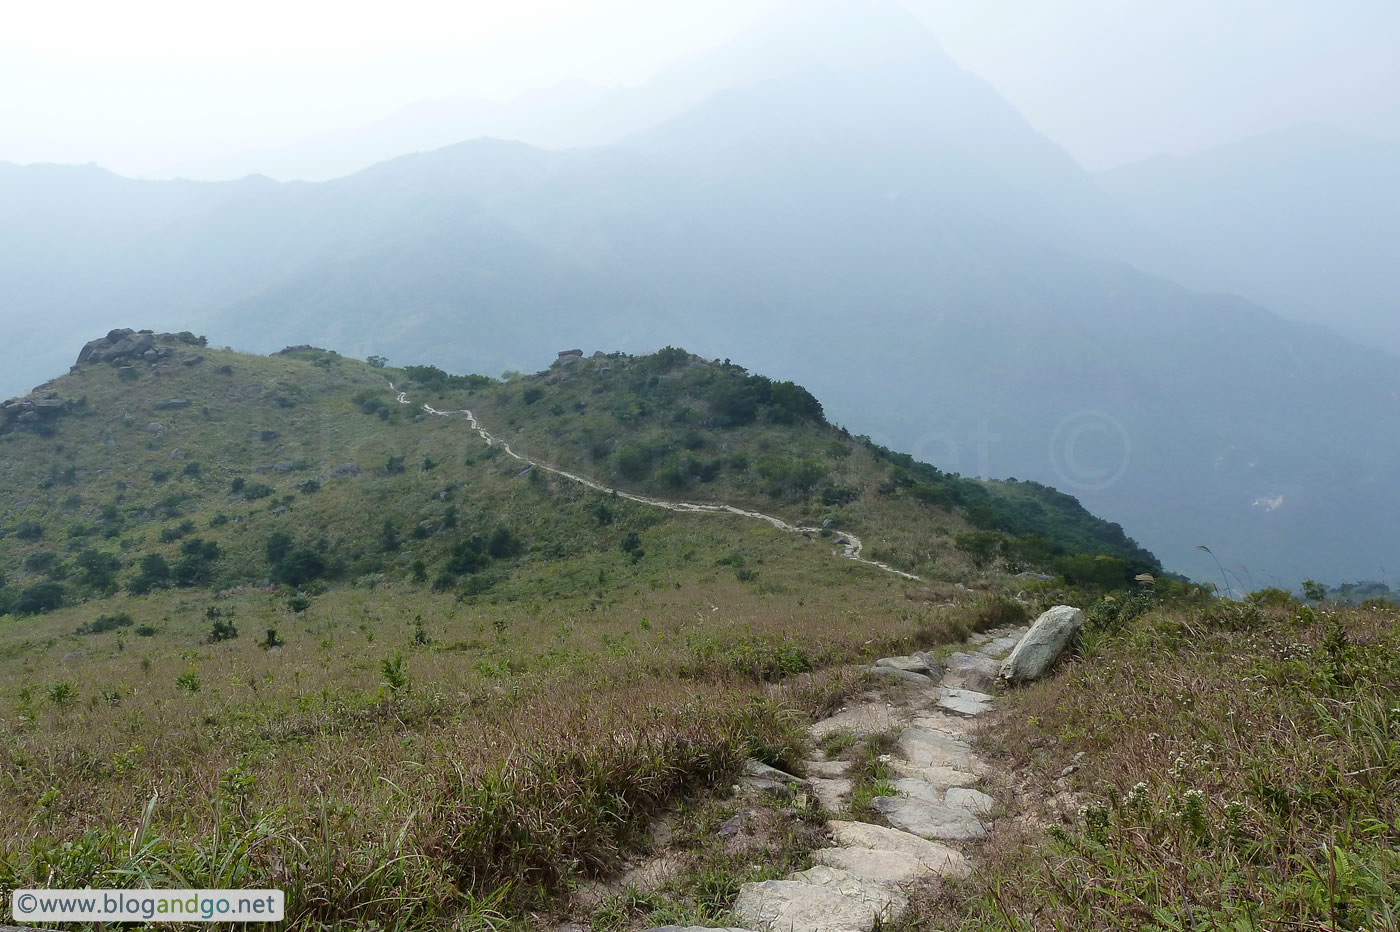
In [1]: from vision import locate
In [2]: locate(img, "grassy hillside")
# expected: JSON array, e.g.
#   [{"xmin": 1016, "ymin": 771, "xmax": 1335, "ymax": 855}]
[
  {"xmin": 412, "ymin": 348, "xmax": 1159, "ymax": 582},
  {"xmin": 0, "ymin": 334, "xmax": 1162, "ymax": 928},
  {"xmin": 0, "ymin": 339, "xmax": 1159, "ymax": 622},
  {"xmin": 905, "ymin": 594, "xmax": 1400, "ymax": 929}
]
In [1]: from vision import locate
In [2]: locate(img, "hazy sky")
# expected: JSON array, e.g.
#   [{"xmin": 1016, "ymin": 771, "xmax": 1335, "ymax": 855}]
[{"xmin": 2, "ymin": 0, "xmax": 1396, "ymax": 176}]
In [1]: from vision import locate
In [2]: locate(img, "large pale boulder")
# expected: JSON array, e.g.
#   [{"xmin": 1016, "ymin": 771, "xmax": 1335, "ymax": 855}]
[{"xmin": 999, "ymin": 605, "xmax": 1083, "ymax": 684}]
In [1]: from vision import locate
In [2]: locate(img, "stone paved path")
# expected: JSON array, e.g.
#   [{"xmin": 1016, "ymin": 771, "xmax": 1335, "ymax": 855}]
[
  {"xmin": 650, "ymin": 624, "xmax": 1030, "ymax": 932},
  {"xmin": 390, "ymin": 381, "xmax": 921, "ymax": 580}
]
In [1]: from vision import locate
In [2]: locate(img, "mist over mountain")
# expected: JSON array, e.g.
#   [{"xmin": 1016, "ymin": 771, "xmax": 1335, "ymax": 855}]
[
  {"xmin": 1099, "ymin": 124, "xmax": 1400, "ymax": 353},
  {"xmin": 169, "ymin": 0, "xmax": 944, "ymax": 182},
  {"xmin": 3, "ymin": 1, "xmax": 1398, "ymax": 587}
]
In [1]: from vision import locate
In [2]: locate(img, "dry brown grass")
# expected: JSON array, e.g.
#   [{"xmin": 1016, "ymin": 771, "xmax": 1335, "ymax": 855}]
[
  {"xmin": 0, "ymin": 557, "xmax": 997, "ymax": 928},
  {"xmin": 897, "ymin": 599, "xmax": 1400, "ymax": 930}
]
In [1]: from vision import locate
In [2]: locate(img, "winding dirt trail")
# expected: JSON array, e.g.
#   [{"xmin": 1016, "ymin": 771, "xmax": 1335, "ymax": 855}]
[{"xmin": 390, "ymin": 382, "xmax": 921, "ymax": 582}]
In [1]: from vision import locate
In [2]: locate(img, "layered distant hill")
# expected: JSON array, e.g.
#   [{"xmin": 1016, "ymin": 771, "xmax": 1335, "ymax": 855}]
[
  {"xmin": 1100, "ymin": 124, "xmax": 1400, "ymax": 354},
  {"xmin": 2, "ymin": 1, "xmax": 1398, "ymax": 585}
]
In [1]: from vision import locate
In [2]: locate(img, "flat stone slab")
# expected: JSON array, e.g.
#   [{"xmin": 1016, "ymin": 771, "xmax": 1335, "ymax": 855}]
[
  {"xmin": 811, "ymin": 777, "xmax": 852, "ymax": 811},
  {"xmin": 887, "ymin": 758, "xmax": 980, "ymax": 790},
  {"xmin": 805, "ymin": 759, "xmax": 850, "ymax": 779},
  {"xmin": 744, "ymin": 760, "xmax": 806, "ymax": 783},
  {"xmin": 936, "ymin": 686, "xmax": 995, "ymax": 717},
  {"xmin": 946, "ymin": 787, "xmax": 996, "ymax": 814},
  {"xmin": 892, "ymin": 776, "xmax": 943, "ymax": 805},
  {"xmin": 907, "ymin": 709, "xmax": 974, "ymax": 735},
  {"xmin": 738, "ymin": 759, "xmax": 808, "ymax": 795},
  {"xmin": 899, "ymin": 725, "xmax": 976, "ymax": 770},
  {"xmin": 644, "ymin": 927, "xmax": 753, "ymax": 931},
  {"xmin": 941, "ymin": 652, "xmax": 1002, "ymax": 692},
  {"xmin": 977, "ymin": 634, "xmax": 1022, "ymax": 658},
  {"xmin": 869, "ymin": 665, "xmax": 934, "ymax": 685},
  {"xmin": 808, "ymin": 700, "xmax": 909, "ymax": 740},
  {"xmin": 827, "ymin": 820, "xmax": 971, "ymax": 878},
  {"xmin": 871, "ymin": 795, "xmax": 986, "ymax": 841},
  {"xmin": 813, "ymin": 845, "xmax": 937, "ymax": 885},
  {"xmin": 792, "ymin": 864, "xmax": 907, "ymax": 915},
  {"xmin": 734, "ymin": 878, "xmax": 878, "ymax": 932},
  {"xmin": 874, "ymin": 654, "xmax": 933, "ymax": 674}
]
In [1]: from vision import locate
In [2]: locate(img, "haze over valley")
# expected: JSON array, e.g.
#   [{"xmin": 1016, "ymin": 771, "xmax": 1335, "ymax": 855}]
[{"xmin": 3, "ymin": 1, "xmax": 1397, "ymax": 585}]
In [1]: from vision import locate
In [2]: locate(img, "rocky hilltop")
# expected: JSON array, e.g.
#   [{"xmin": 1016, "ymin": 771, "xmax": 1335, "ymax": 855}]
[{"xmin": 74, "ymin": 327, "xmax": 208, "ymax": 369}]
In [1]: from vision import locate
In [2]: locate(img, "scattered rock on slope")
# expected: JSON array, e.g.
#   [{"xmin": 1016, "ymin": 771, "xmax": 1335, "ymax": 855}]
[
  {"xmin": 874, "ymin": 653, "xmax": 943, "ymax": 678},
  {"xmin": 999, "ymin": 605, "xmax": 1083, "ymax": 684}
]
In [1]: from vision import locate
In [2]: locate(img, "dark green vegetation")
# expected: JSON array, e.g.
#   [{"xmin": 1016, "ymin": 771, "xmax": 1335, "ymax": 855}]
[
  {"xmin": 0, "ymin": 338, "xmax": 1162, "ymax": 928},
  {"xmin": 464, "ymin": 349, "xmax": 1158, "ymax": 582},
  {"xmin": 0, "ymin": 343, "xmax": 1158, "ymax": 622},
  {"xmin": 904, "ymin": 595, "xmax": 1400, "ymax": 931}
]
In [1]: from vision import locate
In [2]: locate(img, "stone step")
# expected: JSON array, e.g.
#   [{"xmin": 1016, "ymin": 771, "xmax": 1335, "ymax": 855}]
[
  {"xmin": 891, "ymin": 776, "xmax": 943, "ymax": 804},
  {"xmin": 936, "ymin": 686, "xmax": 995, "ymax": 717},
  {"xmin": 804, "ymin": 758, "xmax": 850, "ymax": 779},
  {"xmin": 791, "ymin": 864, "xmax": 908, "ymax": 915},
  {"xmin": 946, "ymin": 787, "xmax": 996, "ymax": 815},
  {"xmin": 976, "ymin": 633, "xmax": 1023, "ymax": 659},
  {"xmin": 898, "ymin": 725, "xmax": 976, "ymax": 770},
  {"xmin": 808, "ymin": 700, "xmax": 908, "ymax": 740},
  {"xmin": 810, "ymin": 776, "xmax": 852, "ymax": 811},
  {"xmin": 887, "ymin": 758, "xmax": 980, "ymax": 790},
  {"xmin": 734, "ymin": 878, "xmax": 881, "ymax": 932},
  {"xmin": 744, "ymin": 760, "xmax": 806, "ymax": 782},
  {"xmin": 940, "ymin": 651, "xmax": 1001, "ymax": 692},
  {"xmin": 873, "ymin": 653, "xmax": 938, "ymax": 675},
  {"xmin": 738, "ymin": 759, "xmax": 808, "ymax": 796},
  {"xmin": 868, "ymin": 665, "xmax": 935, "ymax": 685},
  {"xmin": 812, "ymin": 845, "xmax": 939, "ymax": 885},
  {"xmin": 870, "ymin": 795, "xmax": 987, "ymax": 841},
  {"xmin": 827, "ymin": 820, "xmax": 971, "ymax": 878}
]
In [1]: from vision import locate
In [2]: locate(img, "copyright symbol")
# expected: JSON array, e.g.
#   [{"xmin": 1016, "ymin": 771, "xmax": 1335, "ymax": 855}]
[
  {"xmin": 16, "ymin": 892, "xmax": 37, "ymax": 914},
  {"xmin": 1049, "ymin": 410, "xmax": 1131, "ymax": 492}
]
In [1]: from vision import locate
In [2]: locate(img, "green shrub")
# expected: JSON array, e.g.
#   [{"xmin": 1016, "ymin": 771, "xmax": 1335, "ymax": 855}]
[
  {"xmin": 487, "ymin": 525, "xmax": 522, "ymax": 559},
  {"xmin": 14, "ymin": 581, "xmax": 65, "ymax": 614},
  {"xmin": 127, "ymin": 553, "xmax": 171, "ymax": 595},
  {"xmin": 46, "ymin": 681, "xmax": 77, "ymax": 709},
  {"xmin": 955, "ymin": 530, "xmax": 1005, "ymax": 569},
  {"xmin": 23, "ymin": 551, "xmax": 59, "ymax": 573},
  {"xmin": 274, "ymin": 549, "xmax": 327, "ymax": 587},
  {"xmin": 76, "ymin": 612, "xmax": 134, "ymax": 635}
]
